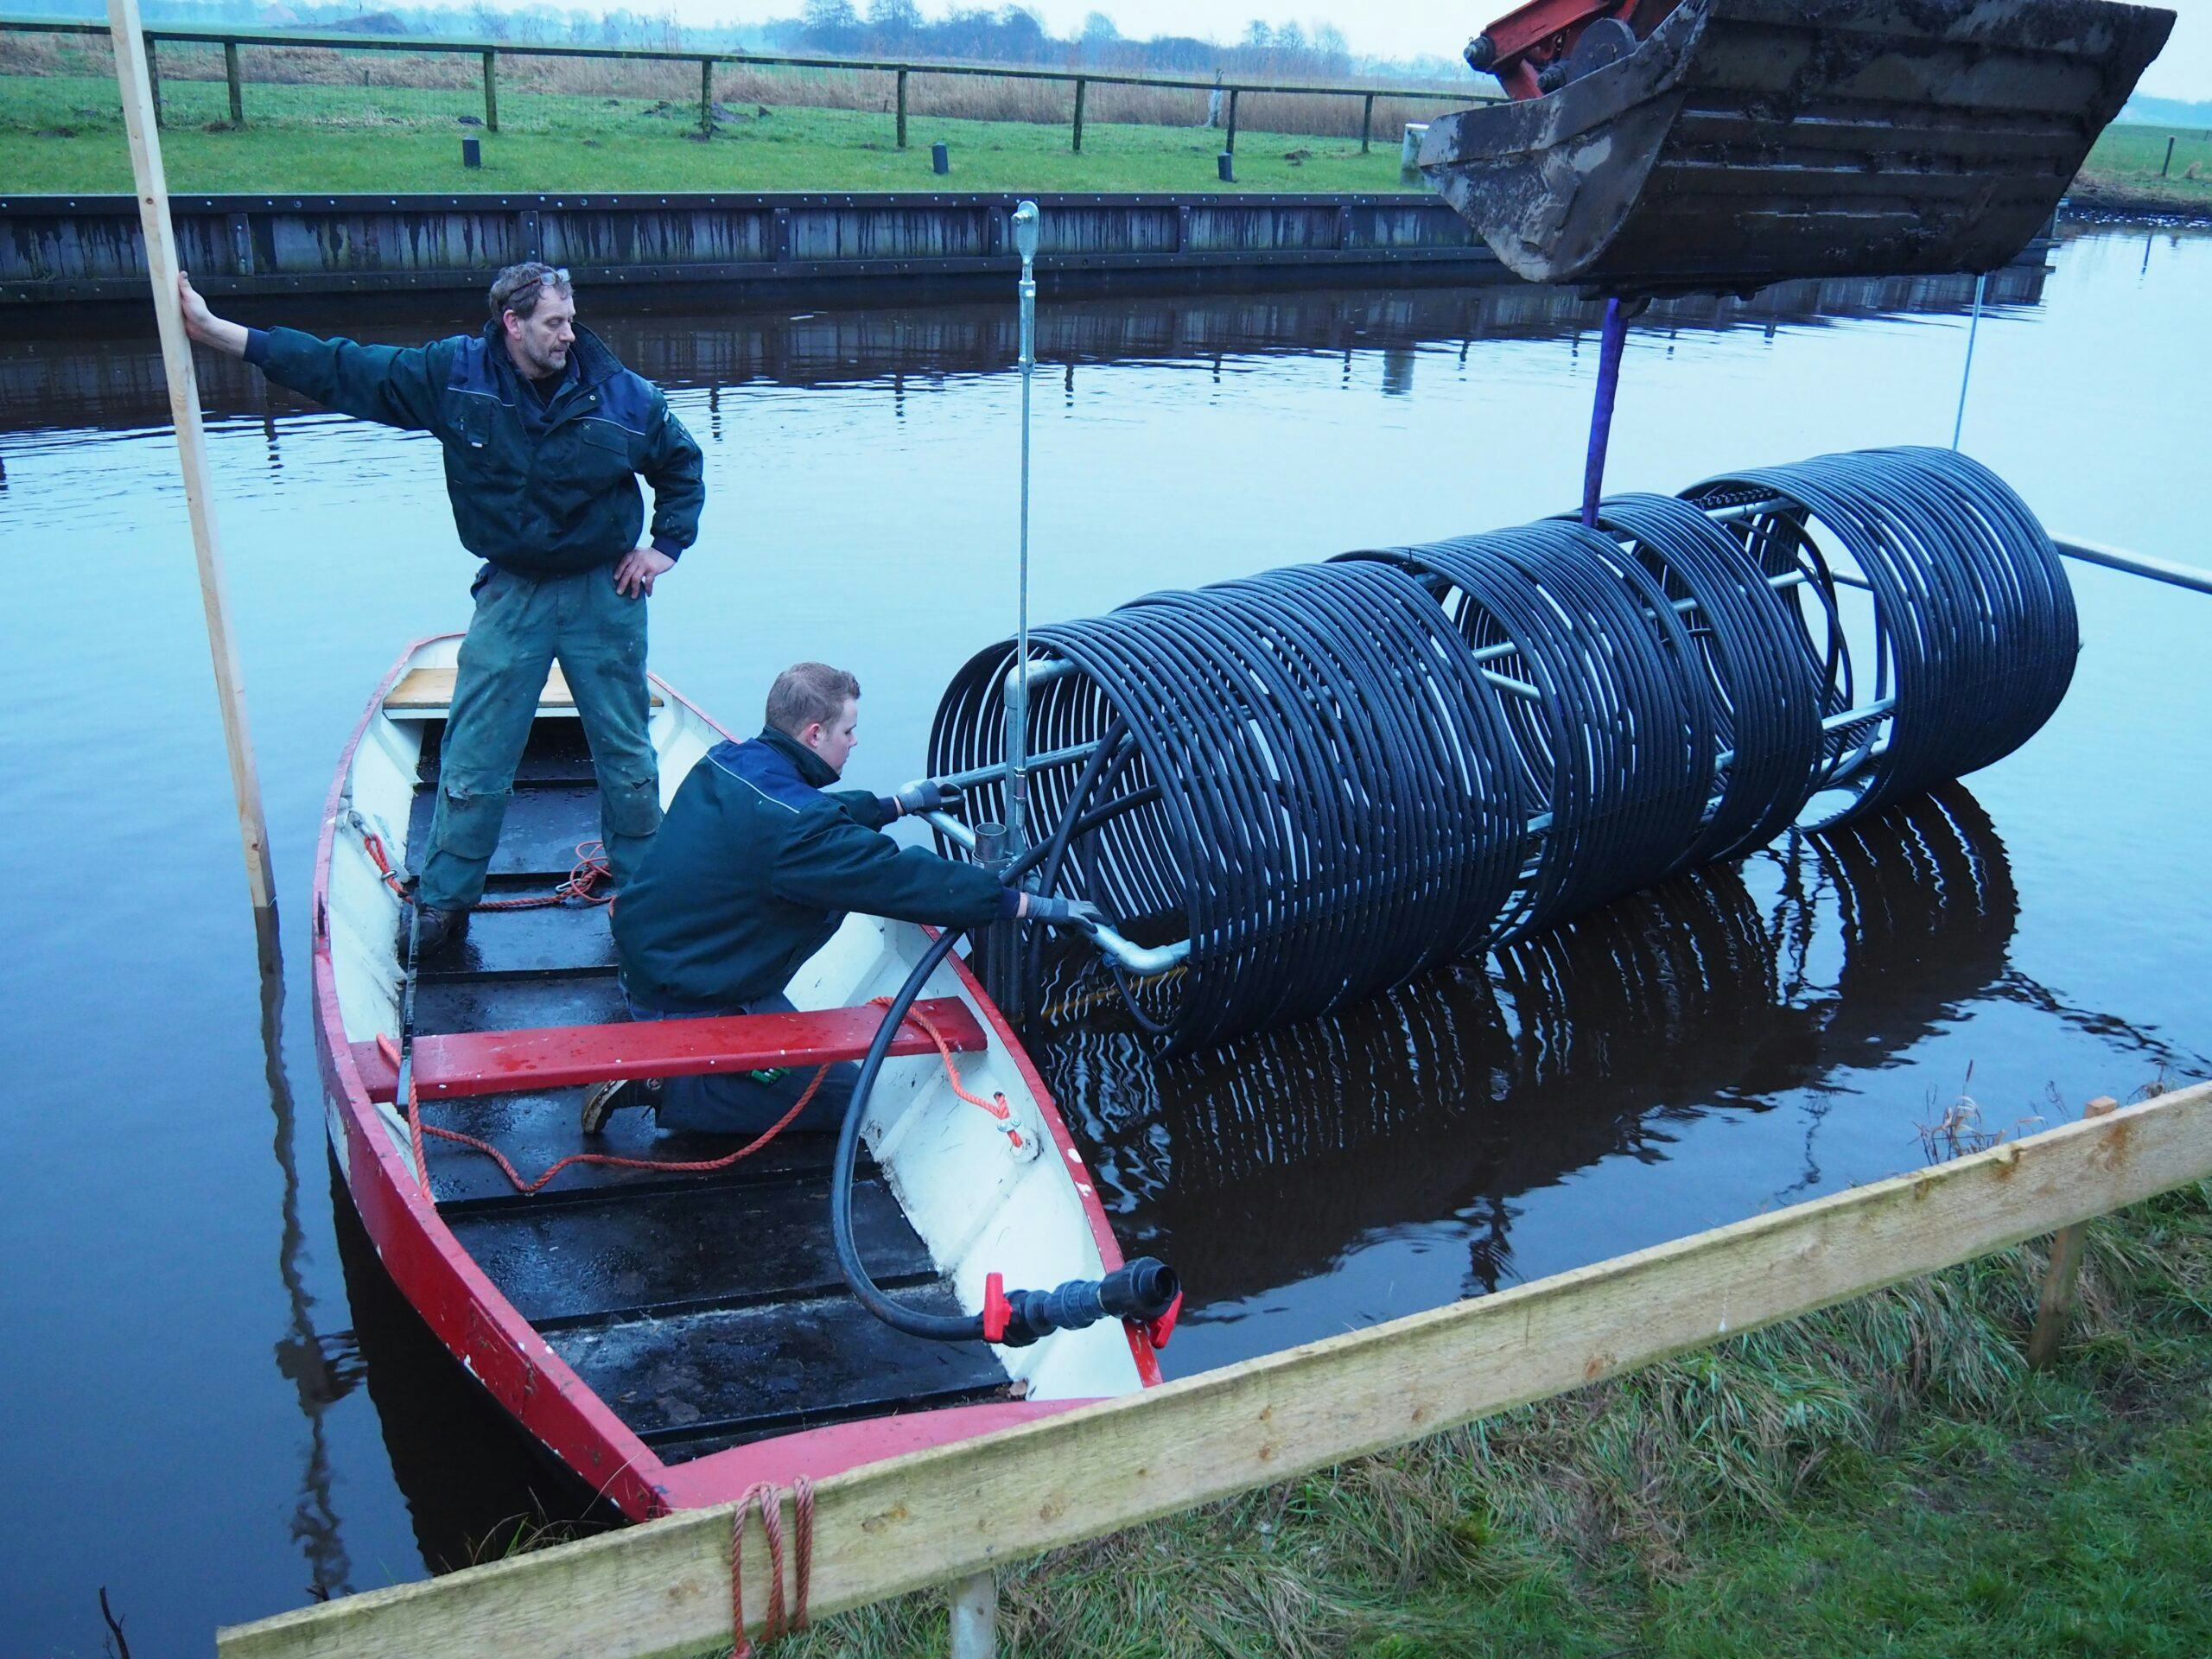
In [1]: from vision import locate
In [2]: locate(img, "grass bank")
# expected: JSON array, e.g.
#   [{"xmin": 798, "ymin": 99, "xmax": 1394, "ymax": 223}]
[
  {"xmin": 0, "ymin": 70, "xmax": 1421, "ymax": 195},
  {"xmin": 740, "ymin": 1153, "xmax": 2212, "ymax": 1656},
  {"xmin": 2071, "ymin": 123, "xmax": 2212, "ymax": 215}
]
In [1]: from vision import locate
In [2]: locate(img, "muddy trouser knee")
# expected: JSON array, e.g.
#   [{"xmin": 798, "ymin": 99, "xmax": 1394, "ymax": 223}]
[
  {"xmin": 415, "ymin": 566, "xmax": 558, "ymax": 912},
  {"xmin": 627, "ymin": 992, "xmax": 858, "ymax": 1135},
  {"xmin": 560, "ymin": 567, "xmax": 660, "ymax": 888}
]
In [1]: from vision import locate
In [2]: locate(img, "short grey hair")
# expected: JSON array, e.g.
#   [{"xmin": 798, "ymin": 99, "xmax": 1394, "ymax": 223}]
[
  {"xmin": 766, "ymin": 663, "xmax": 861, "ymax": 738},
  {"xmin": 487, "ymin": 261, "xmax": 572, "ymax": 321}
]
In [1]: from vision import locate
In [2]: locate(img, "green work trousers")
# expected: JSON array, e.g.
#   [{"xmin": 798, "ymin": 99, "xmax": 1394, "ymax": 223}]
[{"xmin": 415, "ymin": 563, "xmax": 660, "ymax": 912}]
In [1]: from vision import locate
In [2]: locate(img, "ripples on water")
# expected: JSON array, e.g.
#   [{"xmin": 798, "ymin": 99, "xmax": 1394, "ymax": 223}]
[{"xmin": 0, "ymin": 226, "xmax": 2206, "ymax": 1653}]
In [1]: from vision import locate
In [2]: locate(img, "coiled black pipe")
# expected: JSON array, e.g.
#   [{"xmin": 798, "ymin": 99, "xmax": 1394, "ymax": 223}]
[{"xmin": 928, "ymin": 446, "xmax": 2074, "ymax": 1052}]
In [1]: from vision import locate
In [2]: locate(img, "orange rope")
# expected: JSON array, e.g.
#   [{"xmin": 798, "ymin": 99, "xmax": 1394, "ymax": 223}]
[{"xmin": 732, "ymin": 1478, "xmax": 814, "ymax": 1656}]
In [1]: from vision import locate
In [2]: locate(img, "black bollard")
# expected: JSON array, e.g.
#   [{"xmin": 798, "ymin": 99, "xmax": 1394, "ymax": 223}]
[
  {"xmin": 1217, "ymin": 150, "xmax": 1234, "ymax": 182},
  {"xmin": 461, "ymin": 137, "xmax": 482, "ymax": 168},
  {"xmin": 932, "ymin": 141, "xmax": 950, "ymax": 175}
]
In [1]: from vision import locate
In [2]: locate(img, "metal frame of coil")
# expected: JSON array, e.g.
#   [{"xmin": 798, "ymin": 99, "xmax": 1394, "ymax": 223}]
[{"xmin": 926, "ymin": 446, "xmax": 2075, "ymax": 1052}]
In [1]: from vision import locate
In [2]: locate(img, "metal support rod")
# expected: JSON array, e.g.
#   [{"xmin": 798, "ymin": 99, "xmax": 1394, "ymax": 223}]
[
  {"xmin": 146, "ymin": 33, "xmax": 161, "ymax": 126},
  {"xmin": 2162, "ymin": 134, "xmax": 2177, "ymax": 177},
  {"xmin": 1225, "ymin": 87, "xmax": 1238, "ymax": 154},
  {"xmin": 1580, "ymin": 297, "xmax": 1629, "ymax": 527},
  {"xmin": 1951, "ymin": 271, "xmax": 1986, "ymax": 449},
  {"xmin": 107, "ymin": 0, "xmax": 276, "ymax": 914},
  {"xmin": 1006, "ymin": 200, "xmax": 1041, "ymax": 857},
  {"xmin": 947, "ymin": 1569, "xmax": 998, "ymax": 1659},
  {"xmin": 485, "ymin": 49, "xmax": 499, "ymax": 133},
  {"xmin": 895, "ymin": 67, "xmax": 907, "ymax": 148},
  {"xmin": 1071, "ymin": 76, "xmax": 1084, "ymax": 153},
  {"xmin": 696, "ymin": 55, "xmax": 709, "ymax": 134},
  {"xmin": 224, "ymin": 37, "xmax": 243, "ymax": 124},
  {"xmin": 2052, "ymin": 536, "xmax": 2212, "ymax": 596},
  {"xmin": 1359, "ymin": 91, "xmax": 1374, "ymax": 153}
]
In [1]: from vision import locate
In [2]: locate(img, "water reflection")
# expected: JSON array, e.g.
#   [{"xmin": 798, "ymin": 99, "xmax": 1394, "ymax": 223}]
[
  {"xmin": 1037, "ymin": 786, "xmax": 2022, "ymax": 1322},
  {"xmin": 0, "ymin": 264, "xmax": 2048, "ymax": 440}
]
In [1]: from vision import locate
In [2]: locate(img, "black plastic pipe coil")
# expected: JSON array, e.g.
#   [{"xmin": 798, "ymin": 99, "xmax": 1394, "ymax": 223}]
[{"xmin": 929, "ymin": 446, "xmax": 2076, "ymax": 1052}]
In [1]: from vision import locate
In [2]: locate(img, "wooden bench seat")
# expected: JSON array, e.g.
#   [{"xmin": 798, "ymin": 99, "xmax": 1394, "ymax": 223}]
[
  {"xmin": 385, "ymin": 664, "xmax": 664, "ymax": 714},
  {"xmin": 355, "ymin": 996, "xmax": 989, "ymax": 1103}
]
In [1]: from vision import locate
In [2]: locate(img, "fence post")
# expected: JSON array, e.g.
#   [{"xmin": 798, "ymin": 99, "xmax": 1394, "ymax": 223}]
[
  {"xmin": 947, "ymin": 1571, "xmax": 997, "ymax": 1659},
  {"xmin": 224, "ymin": 38, "xmax": 243, "ymax": 125},
  {"xmin": 1071, "ymin": 76, "xmax": 1085, "ymax": 153},
  {"xmin": 896, "ymin": 67, "xmax": 908, "ymax": 149},
  {"xmin": 146, "ymin": 35, "xmax": 162, "ymax": 128},
  {"xmin": 699, "ymin": 56, "xmax": 712, "ymax": 134},
  {"xmin": 2162, "ymin": 134, "xmax": 2176, "ymax": 177},
  {"xmin": 482, "ymin": 50, "xmax": 498, "ymax": 133},
  {"xmin": 2026, "ymin": 1096, "xmax": 2120, "ymax": 1369},
  {"xmin": 1360, "ymin": 91, "xmax": 1374, "ymax": 153},
  {"xmin": 1225, "ymin": 86, "xmax": 1238, "ymax": 155}
]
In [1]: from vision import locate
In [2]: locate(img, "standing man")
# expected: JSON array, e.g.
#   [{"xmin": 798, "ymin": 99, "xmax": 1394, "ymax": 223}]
[{"xmin": 178, "ymin": 262, "xmax": 705, "ymax": 956}]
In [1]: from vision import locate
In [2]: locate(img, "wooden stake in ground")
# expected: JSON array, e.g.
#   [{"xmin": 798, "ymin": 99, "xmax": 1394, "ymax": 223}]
[
  {"xmin": 106, "ymin": 0, "xmax": 276, "ymax": 916},
  {"xmin": 2027, "ymin": 1095, "xmax": 2121, "ymax": 1367}
]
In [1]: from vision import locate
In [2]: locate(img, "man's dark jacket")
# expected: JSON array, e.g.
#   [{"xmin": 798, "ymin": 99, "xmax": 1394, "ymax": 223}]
[
  {"xmin": 245, "ymin": 321, "xmax": 703, "ymax": 576},
  {"xmin": 614, "ymin": 728, "xmax": 1016, "ymax": 1012}
]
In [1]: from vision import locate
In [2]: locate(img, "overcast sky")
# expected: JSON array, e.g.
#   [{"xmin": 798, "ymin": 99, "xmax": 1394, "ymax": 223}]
[{"xmin": 511, "ymin": 0, "xmax": 2212, "ymax": 99}]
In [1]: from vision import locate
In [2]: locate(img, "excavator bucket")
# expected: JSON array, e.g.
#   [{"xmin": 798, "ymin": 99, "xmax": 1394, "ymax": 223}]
[{"xmin": 1420, "ymin": 0, "xmax": 2174, "ymax": 296}]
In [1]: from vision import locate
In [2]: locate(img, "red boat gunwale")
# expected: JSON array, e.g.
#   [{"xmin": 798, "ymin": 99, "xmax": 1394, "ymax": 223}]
[{"xmin": 312, "ymin": 636, "xmax": 1160, "ymax": 1522}]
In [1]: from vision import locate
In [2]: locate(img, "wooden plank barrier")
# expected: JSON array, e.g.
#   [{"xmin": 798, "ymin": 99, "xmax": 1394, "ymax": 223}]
[{"xmin": 217, "ymin": 1080, "xmax": 2212, "ymax": 1658}]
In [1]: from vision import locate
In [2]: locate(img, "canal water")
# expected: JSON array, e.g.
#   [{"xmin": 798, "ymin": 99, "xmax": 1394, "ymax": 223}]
[{"xmin": 2, "ymin": 225, "xmax": 2207, "ymax": 1655}]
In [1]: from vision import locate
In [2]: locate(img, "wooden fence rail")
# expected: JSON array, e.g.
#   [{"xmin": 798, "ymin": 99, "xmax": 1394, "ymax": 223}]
[
  {"xmin": 216, "ymin": 1077, "xmax": 2212, "ymax": 1659},
  {"xmin": 0, "ymin": 12, "xmax": 1491, "ymax": 150}
]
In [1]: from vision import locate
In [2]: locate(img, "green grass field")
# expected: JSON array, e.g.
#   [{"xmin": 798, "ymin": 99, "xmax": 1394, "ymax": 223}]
[
  {"xmin": 2070, "ymin": 121, "xmax": 2212, "ymax": 210},
  {"xmin": 0, "ymin": 71, "xmax": 1421, "ymax": 194}
]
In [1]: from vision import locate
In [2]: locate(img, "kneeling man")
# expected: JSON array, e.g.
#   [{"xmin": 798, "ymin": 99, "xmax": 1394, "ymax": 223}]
[{"xmin": 594, "ymin": 662, "xmax": 1096, "ymax": 1135}]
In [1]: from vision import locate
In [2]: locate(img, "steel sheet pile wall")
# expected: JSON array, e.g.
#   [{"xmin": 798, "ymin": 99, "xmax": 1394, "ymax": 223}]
[{"xmin": 931, "ymin": 446, "xmax": 2076, "ymax": 1050}]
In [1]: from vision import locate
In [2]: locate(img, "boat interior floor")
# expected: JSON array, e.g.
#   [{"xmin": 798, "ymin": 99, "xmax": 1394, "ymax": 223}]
[{"xmin": 404, "ymin": 718, "xmax": 1017, "ymax": 1465}]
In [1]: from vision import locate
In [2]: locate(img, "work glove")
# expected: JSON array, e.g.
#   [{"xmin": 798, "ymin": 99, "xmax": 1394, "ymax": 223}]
[
  {"xmin": 893, "ymin": 778, "xmax": 963, "ymax": 817},
  {"xmin": 1026, "ymin": 893, "xmax": 1107, "ymax": 932}
]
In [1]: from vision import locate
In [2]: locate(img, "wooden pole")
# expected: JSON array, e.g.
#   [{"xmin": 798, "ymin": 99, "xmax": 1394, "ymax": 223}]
[
  {"xmin": 696, "ymin": 55, "xmax": 710, "ymax": 134},
  {"xmin": 1360, "ymin": 90, "xmax": 1374, "ymax": 153},
  {"xmin": 895, "ymin": 66, "xmax": 907, "ymax": 149},
  {"xmin": 2026, "ymin": 1096, "xmax": 2120, "ymax": 1367},
  {"xmin": 145, "ymin": 32, "xmax": 162, "ymax": 127},
  {"xmin": 1071, "ymin": 75, "xmax": 1085, "ymax": 154},
  {"xmin": 217, "ymin": 1082, "xmax": 2212, "ymax": 1658},
  {"xmin": 1225, "ymin": 86, "xmax": 1238, "ymax": 154},
  {"xmin": 224, "ymin": 37, "xmax": 242, "ymax": 124},
  {"xmin": 2162, "ymin": 134, "xmax": 2176, "ymax": 177},
  {"xmin": 106, "ymin": 0, "xmax": 276, "ymax": 917},
  {"xmin": 483, "ymin": 49, "xmax": 498, "ymax": 133}
]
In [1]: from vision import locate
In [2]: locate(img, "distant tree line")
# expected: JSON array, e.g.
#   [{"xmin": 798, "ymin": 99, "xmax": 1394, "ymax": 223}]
[{"xmin": 27, "ymin": 0, "xmax": 1466, "ymax": 79}]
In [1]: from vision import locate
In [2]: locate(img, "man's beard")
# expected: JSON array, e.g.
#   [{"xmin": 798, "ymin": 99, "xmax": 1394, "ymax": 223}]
[{"xmin": 522, "ymin": 340, "xmax": 568, "ymax": 379}]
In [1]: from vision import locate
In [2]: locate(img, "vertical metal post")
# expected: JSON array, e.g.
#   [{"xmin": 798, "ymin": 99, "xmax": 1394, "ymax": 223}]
[
  {"xmin": 1225, "ymin": 87, "xmax": 1238, "ymax": 155},
  {"xmin": 1359, "ymin": 91, "xmax": 1374, "ymax": 153},
  {"xmin": 146, "ymin": 33, "xmax": 162, "ymax": 127},
  {"xmin": 225, "ymin": 38, "xmax": 243, "ymax": 124},
  {"xmin": 698, "ymin": 56, "xmax": 711, "ymax": 134},
  {"xmin": 2161, "ymin": 134, "xmax": 2176, "ymax": 177},
  {"xmin": 484, "ymin": 49, "xmax": 499, "ymax": 133},
  {"xmin": 896, "ymin": 67, "xmax": 908, "ymax": 149},
  {"xmin": 1580, "ymin": 297, "xmax": 1628, "ymax": 527},
  {"xmin": 948, "ymin": 1569, "xmax": 999, "ymax": 1659},
  {"xmin": 1951, "ymin": 270, "xmax": 1986, "ymax": 450},
  {"xmin": 1071, "ymin": 76, "xmax": 1085, "ymax": 153},
  {"xmin": 1007, "ymin": 200, "xmax": 1040, "ymax": 862}
]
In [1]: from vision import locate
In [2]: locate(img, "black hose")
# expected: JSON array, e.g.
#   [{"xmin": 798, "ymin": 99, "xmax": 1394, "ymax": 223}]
[{"xmin": 927, "ymin": 446, "xmax": 2073, "ymax": 1054}]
